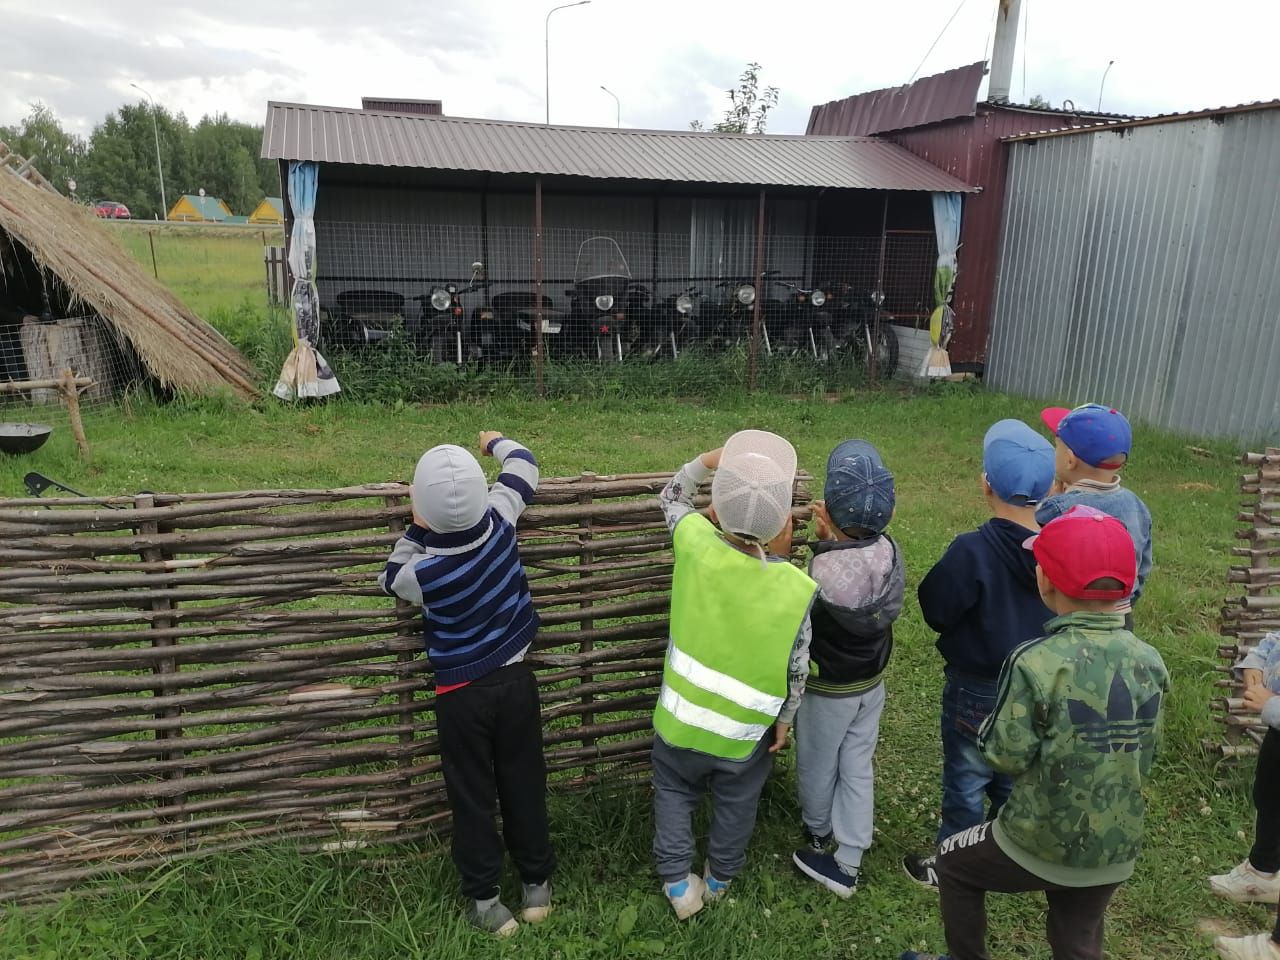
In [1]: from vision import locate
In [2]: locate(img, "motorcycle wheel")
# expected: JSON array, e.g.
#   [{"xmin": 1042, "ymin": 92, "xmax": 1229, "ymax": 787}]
[{"xmin": 854, "ymin": 322, "xmax": 899, "ymax": 379}]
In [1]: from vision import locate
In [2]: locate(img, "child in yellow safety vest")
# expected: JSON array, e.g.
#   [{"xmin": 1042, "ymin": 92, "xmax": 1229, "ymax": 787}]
[{"xmin": 652, "ymin": 429, "xmax": 818, "ymax": 921}]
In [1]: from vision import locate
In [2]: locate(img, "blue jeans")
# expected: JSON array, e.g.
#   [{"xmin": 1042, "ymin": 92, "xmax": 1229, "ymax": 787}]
[{"xmin": 937, "ymin": 674, "xmax": 1013, "ymax": 844}]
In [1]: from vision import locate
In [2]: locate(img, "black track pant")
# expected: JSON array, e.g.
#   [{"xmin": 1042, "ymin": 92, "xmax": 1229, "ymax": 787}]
[
  {"xmin": 935, "ymin": 822, "xmax": 1119, "ymax": 960},
  {"xmin": 1250, "ymin": 727, "xmax": 1280, "ymax": 874},
  {"xmin": 435, "ymin": 661, "xmax": 556, "ymax": 900}
]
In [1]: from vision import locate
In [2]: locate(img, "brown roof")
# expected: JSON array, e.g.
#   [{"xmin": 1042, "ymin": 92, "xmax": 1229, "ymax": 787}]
[
  {"xmin": 807, "ymin": 62, "xmax": 987, "ymax": 137},
  {"xmin": 261, "ymin": 102, "xmax": 975, "ymax": 193}
]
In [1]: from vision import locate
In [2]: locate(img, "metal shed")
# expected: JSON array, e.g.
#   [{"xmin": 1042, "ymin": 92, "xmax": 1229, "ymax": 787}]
[
  {"xmin": 808, "ymin": 63, "xmax": 1126, "ymax": 366},
  {"xmin": 261, "ymin": 102, "xmax": 974, "ymax": 344},
  {"xmin": 986, "ymin": 102, "xmax": 1280, "ymax": 441}
]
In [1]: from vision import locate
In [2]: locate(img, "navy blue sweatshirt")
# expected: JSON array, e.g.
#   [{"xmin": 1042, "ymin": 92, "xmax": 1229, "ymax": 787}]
[{"xmin": 917, "ymin": 518, "xmax": 1052, "ymax": 680}]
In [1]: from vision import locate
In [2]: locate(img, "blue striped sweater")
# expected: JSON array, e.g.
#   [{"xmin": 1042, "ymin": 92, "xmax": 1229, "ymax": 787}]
[{"xmin": 379, "ymin": 438, "xmax": 540, "ymax": 686}]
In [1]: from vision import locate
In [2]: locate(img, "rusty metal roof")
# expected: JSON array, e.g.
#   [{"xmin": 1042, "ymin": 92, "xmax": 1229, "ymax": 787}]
[
  {"xmin": 1002, "ymin": 99, "xmax": 1280, "ymax": 141},
  {"xmin": 261, "ymin": 101, "xmax": 975, "ymax": 192},
  {"xmin": 807, "ymin": 62, "xmax": 987, "ymax": 137}
]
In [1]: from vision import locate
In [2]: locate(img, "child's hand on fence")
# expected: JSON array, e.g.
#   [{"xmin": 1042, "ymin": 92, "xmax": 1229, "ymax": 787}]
[
  {"xmin": 478, "ymin": 431, "xmax": 504, "ymax": 455},
  {"xmin": 1243, "ymin": 684, "xmax": 1274, "ymax": 712},
  {"xmin": 699, "ymin": 447, "xmax": 724, "ymax": 470},
  {"xmin": 1243, "ymin": 668, "xmax": 1264, "ymax": 689},
  {"xmin": 768, "ymin": 721, "xmax": 791, "ymax": 753},
  {"xmin": 812, "ymin": 500, "xmax": 833, "ymax": 541}
]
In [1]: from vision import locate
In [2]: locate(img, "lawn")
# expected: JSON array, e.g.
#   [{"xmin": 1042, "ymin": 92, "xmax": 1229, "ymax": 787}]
[{"xmin": 0, "ymin": 384, "xmax": 1266, "ymax": 960}]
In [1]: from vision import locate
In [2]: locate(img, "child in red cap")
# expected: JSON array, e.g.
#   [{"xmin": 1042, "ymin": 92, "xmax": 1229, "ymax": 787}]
[{"xmin": 901, "ymin": 505, "xmax": 1169, "ymax": 960}]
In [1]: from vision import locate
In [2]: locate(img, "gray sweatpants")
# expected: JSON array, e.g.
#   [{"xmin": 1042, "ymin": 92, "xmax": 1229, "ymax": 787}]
[
  {"xmin": 795, "ymin": 682, "xmax": 885, "ymax": 874},
  {"xmin": 651, "ymin": 735, "xmax": 775, "ymax": 883}
]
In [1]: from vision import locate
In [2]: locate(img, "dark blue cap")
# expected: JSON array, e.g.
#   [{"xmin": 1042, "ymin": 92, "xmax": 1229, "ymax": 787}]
[
  {"xmin": 1041, "ymin": 404, "xmax": 1132, "ymax": 468},
  {"xmin": 824, "ymin": 439, "xmax": 894, "ymax": 534},
  {"xmin": 983, "ymin": 419, "xmax": 1055, "ymax": 505}
]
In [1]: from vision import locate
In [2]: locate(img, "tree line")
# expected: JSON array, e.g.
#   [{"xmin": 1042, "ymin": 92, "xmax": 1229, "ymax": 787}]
[{"xmin": 0, "ymin": 102, "xmax": 278, "ymax": 220}]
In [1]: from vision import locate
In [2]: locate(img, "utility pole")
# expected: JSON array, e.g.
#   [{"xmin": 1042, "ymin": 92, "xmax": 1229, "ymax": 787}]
[
  {"xmin": 545, "ymin": 1, "xmax": 591, "ymax": 125},
  {"xmin": 130, "ymin": 82, "xmax": 167, "ymax": 219}
]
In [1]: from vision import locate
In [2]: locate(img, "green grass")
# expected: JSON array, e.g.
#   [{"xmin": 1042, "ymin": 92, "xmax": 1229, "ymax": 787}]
[
  {"xmin": 0, "ymin": 385, "xmax": 1268, "ymax": 959},
  {"xmin": 107, "ymin": 221, "xmax": 281, "ymax": 318}
]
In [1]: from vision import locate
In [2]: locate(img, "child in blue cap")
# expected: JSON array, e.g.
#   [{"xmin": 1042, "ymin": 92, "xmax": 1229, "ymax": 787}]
[
  {"xmin": 792, "ymin": 439, "xmax": 905, "ymax": 899},
  {"xmin": 1037, "ymin": 403, "xmax": 1152, "ymax": 625},
  {"xmin": 903, "ymin": 419, "xmax": 1056, "ymax": 889}
]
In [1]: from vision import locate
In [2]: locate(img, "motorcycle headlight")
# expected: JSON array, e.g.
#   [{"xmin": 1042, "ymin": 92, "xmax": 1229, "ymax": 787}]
[
  {"xmin": 430, "ymin": 288, "xmax": 452, "ymax": 311},
  {"xmin": 595, "ymin": 294, "xmax": 615, "ymax": 311},
  {"xmin": 735, "ymin": 284, "xmax": 756, "ymax": 306},
  {"xmin": 810, "ymin": 289, "xmax": 826, "ymax": 307},
  {"xmin": 675, "ymin": 294, "xmax": 694, "ymax": 315}
]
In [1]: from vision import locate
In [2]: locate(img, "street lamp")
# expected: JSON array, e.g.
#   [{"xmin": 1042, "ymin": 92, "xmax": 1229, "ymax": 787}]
[
  {"xmin": 1097, "ymin": 60, "xmax": 1116, "ymax": 112},
  {"xmin": 600, "ymin": 85, "xmax": 620, "ymax": 127},
  {"xmin": 130, "ymin": 82, "xmax": 167, "ymax": 219},
  {"xmin": 545, "ymin": 0, "xmax": 591, "ymax": 125}
]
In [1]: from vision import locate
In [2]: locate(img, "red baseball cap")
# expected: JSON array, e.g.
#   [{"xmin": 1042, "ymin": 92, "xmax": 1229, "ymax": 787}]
[{"xmin": 1024, "ymin": 505, "xmax": 1136, "ymax": 600}]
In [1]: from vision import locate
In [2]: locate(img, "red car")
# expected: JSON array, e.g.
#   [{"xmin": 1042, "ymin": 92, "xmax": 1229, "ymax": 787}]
[{"xmin": 93, "ymin": 200, "xmax": 132, "ymax": 219}]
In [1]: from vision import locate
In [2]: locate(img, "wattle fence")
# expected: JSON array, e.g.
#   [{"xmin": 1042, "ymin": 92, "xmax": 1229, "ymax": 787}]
[
  {"xmin": 0, "ymin": 473, "xmax": 810, "ymax": 902},
  {"xmin": 1212, "ymin": 449, "xmax": 1279, "ymax": 759}
]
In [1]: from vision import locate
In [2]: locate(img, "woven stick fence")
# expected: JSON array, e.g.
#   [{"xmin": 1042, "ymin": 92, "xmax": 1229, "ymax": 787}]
[
  {"xmin": 1210, "ymin": 449, "xmax": 1279, "ymax": 759},
  {"xmin": 0, "ymin": 472, "xmax": 811, "ymax": 903}
]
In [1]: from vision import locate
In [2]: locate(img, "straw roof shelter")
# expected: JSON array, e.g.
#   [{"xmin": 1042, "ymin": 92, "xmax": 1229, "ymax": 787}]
[{"xmin": 0, "ymin": 171, "xmax": 258, "ymax": 398}]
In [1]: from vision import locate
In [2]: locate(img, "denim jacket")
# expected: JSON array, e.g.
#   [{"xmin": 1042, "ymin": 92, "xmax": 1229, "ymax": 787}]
[
  {"xmin": 1238, "ymin": 632, "xmax": 1280, "ymax": 730},
  {"xmin": 1036, "ymin": 480, "xmax": 1152, "ymax": 608}
]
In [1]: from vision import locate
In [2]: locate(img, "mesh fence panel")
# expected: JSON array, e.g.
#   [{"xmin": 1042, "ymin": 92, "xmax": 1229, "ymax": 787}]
[{"xmin": 311, "ymin": 221, "xmax": 937, "ymax": 397}]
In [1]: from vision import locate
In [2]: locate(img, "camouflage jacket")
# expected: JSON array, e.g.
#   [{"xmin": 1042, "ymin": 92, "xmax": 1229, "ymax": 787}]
[{"xmin": 978, "ymin": 611, "xmax": 1169, "ymax": 887}]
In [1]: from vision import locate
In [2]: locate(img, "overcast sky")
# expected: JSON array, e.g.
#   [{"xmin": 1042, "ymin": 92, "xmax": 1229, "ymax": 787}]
[{"xmin": 2, "ymin": 0, "xmax": 1276, "ymax": 137}]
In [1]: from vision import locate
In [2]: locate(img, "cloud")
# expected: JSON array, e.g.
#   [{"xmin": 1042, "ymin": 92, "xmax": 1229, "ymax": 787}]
[{"xmin": 2, "ymin": 0, "xmax": 1277, "ymax": 139}]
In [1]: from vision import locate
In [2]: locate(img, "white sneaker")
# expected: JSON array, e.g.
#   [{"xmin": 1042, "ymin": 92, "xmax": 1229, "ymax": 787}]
[
  {"xmin": 1215, "ymin": 933, "xmax": 1280, "ymax": 960},
  {"xmin": 1209, "ymin": 861, "xmax": 1280, "ymax": 903},
  {"xmin": 663, "ymin": 873, "xmax": 707, "ymax": 920}
]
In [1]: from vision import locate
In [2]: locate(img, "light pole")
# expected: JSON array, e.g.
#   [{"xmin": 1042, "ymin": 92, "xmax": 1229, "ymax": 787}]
[
  {"xmin": 545, "ymin": 0, "xmax": 591, "ymax": 125},
  {"xmin": 1097, "ymin": 60, "xmax": 1116, "ymax": 112},
  {"xmin": 130, "ymin": 82, "xmax": 167, "ymax": 219},
  {"xmin": 600, "ymin": 85, "xmax": 620, "ymax": 127}
]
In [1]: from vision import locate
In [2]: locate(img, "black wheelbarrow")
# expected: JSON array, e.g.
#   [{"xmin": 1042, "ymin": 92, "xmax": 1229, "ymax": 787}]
[{"xmin": 0, "ymin": 423, "xmax": 53, "ymax": 455}]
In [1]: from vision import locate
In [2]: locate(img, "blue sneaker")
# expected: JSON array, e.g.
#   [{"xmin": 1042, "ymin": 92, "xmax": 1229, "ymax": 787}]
[
  {"xmin": 792, "ymin": 848, "xmax": 858, "ymax": 899},
  {"xmin": 900, "ymin": 953, "xmax": 949, "ymax": 960},
  {"xmin": 702, "ymin": 861, "xmax": 731, "ymax": 901}
]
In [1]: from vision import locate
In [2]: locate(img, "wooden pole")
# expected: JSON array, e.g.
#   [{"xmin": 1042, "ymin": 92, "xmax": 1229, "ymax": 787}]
[
  {"xmin": 59, "ymin": 368, "xmax": 90, "ymax": 459},
  {"xmin": 748, "ymin": 188, "xmax": 767, "ymax": 392},
  {"xmin": 534, "ymin": 176, "xmax": 546, "ymax": 397},
  {"xmin": 148, "ymin": 231, "xmax": 159, "ymax": 279}
]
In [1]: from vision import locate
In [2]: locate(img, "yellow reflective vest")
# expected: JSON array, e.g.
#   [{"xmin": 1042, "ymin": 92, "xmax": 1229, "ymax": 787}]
[{"xmin": 654, "ymin": 514, "xmax": 817, "ymax": 759}]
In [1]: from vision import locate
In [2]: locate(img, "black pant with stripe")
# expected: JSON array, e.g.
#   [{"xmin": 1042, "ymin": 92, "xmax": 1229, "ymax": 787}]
[{"xmin": 435, "ymin": 661, "xmax": 556, "ymax": 900}]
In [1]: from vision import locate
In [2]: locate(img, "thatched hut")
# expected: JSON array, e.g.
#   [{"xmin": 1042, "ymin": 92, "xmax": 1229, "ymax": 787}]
[{"xmin": 0, "ymin": 170, "xmax": 258, "ymax": 400}]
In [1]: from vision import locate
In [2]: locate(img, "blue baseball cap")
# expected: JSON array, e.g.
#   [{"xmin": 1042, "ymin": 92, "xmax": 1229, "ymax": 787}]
[
  {"xmin": 824, "ymin": 439, "xmax": 895, "ymax": 534},
  {"xmin": 983, "ymin": 419, "xmax": 1055, "ymax": 505},
  {"xmin": 1041, "ymin": 403, "xmax": 1132, "ymax": 468}
]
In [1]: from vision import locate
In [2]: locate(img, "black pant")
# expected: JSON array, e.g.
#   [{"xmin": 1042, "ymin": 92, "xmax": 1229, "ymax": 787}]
[
  {"xmin": 435, "ymin": 661, "xmax": 556, "ymax": 900},
  {"xmin": 1250, "ymin": 727, "xmax": 1280, "ymax": 875},
  {"xmin": 936, "ymin": 822, "xmax": 1120, "ymax": 960}
]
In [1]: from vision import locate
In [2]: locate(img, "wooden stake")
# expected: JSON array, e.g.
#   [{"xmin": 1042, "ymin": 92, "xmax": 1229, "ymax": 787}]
[{"xmin": 59, "ymin": 368, "xmax": 90, "ymax": 459}]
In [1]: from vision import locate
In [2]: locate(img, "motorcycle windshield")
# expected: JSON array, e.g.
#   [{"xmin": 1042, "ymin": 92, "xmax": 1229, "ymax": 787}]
[{"xmin": 573, "ymin": 237, "xmax": 631, "ymax": 282}]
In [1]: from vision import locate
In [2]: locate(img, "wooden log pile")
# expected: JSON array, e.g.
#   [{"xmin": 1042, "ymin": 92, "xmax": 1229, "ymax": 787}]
[
  {"xmin": 1211, "ymin": 449, "xmax": 1280, "ymax": 758},
  {"xmin": 0, "ymin": 472, "xmax": 811, "ymax": 902}
]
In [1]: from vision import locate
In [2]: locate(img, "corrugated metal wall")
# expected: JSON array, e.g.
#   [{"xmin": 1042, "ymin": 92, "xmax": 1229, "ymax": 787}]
[{"xmin": 987, "ymin": 111, "xmax": 1280, "ymax": 440}]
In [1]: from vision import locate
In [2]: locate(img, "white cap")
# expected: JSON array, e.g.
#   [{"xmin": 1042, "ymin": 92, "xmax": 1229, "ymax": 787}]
[
  {"xmin": 412, "ymin": 444, "xmax": 488, "ymax": 532},
  {"xmin": 711, "ymin": 429, "xmax": 797, "ymax": 544}
]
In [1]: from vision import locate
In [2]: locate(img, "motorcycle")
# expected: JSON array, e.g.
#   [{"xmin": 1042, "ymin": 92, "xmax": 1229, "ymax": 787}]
[
  {"xmin": 643, "ymin": 285, "xmax": 705, "ymax": 359},
  {"xmin": 412, "ymin": 261, "xmax": 487, "ymax": 363},
  {"xmin": 320, "ymin": 290, "xmax": 406, "ymax": 349},
  {"xmin": 698, "ymin": 276, "xmax": 762, "ymax": 352},
  {"xmin": 764, "ymin": 272, "xmax": 837, "ymax": 359},
  {"xmin": 826, "ymin": 284, "xmax": 900, "ymax": 378},
  {"xmin": 566, "ymin": 237, "xmax": 632, "ymax": 361},
  {"xmin": 478, "ymin": 291, "xmax": 565, "ymax": 363}
]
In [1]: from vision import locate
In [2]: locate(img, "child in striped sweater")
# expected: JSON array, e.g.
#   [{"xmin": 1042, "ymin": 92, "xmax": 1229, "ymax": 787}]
[{"xmin": 379, "ymin": 430, "xmax": 553, "ymax": 938}]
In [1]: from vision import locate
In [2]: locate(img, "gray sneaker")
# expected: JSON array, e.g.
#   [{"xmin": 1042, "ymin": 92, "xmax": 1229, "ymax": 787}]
[
  {"xmin": 469, "ymin": 898, "xmax": 519, "ymax": 937},
  {"xmin": 521, "ymin": 880, "xmax": 553, "ymax": 923}
]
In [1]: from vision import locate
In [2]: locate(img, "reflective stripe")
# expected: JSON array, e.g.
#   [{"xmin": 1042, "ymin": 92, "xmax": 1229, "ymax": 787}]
[
  {"xmin": 668, "ymin": 644, "xmax": 784, "ymax": 716},
  {"xmin": 658, "ymin": 684, "xmax": 768, "ymax": 742}
]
